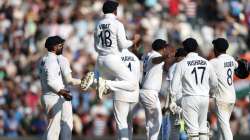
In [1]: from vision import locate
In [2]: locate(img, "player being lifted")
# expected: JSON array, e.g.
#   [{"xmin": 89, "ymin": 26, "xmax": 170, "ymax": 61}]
[
  {"xmin": 81, "ymin": 0, "xmax": 141, "ymax": 100},
  {"xmin": 170, "ymin": 38, "xmax": 218, "ymax": 140}
]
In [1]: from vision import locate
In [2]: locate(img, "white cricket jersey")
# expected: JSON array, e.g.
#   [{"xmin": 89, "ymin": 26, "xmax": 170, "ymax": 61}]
[
  {"xmin": 209, "ymin": 54, "xmax": 238, "ymax": 103},
  {"xmin": 39, "ymin": 52, "xmax": 64, "ymax": 94},
  {"xmin": 141, "ymin": 50, "xmax": 164, "ymax": 92},
  {"xmin": 166, "ymin": 63, "xmax": 182, "ymax": 101},
  {"xmin": 57, "ymin": 55, "xmax": 72, "ymax": 85},
  {"xmin": 113, "ymin": 49, "xmax": 140, "ymax": 102},
  {"xmin": 170, "ymin": 52, "xmax": 218, "ymax": 97},
  {"xmin": 94, "ymin": 14, "xmax": 133, "ymax": 56}
]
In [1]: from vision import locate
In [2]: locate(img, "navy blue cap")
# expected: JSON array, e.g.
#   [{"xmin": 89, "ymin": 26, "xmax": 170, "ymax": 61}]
[
  {"xmin": 45, "ymin": 36, "xmax": 65, "ymax": 49},
  {"xmin": 102, "ymin": 0, "xmax": 119, "ymax": 14},
  {"xmin": 182, "ymin": 38, "xmax": 198, "ymax": 53},
  {"xmin": 212, "ymin": 38, "xmax": 229, "ymax": 52},
  {"xmin": 152, "ymin": 39, "xmax": 168, "ymax": 51}
]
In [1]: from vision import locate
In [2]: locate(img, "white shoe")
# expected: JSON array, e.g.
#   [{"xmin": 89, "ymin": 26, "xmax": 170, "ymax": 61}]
[
  {"xmin": 96, "ymin": 77, "xmax": 109, "ymax": 100},
  {"xmin": 81, "ymin": 72, "xmax": 94, "ymax": 91}
]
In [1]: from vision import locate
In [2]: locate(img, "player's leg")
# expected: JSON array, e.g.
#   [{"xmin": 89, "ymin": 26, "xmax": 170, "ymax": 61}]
[
  {"xmin": 60, "ymin": 99, "xmax": 73, "ymax": 140},
  {"xmin": 140, "ymin": 90, "xmax": 162, "ymax": 140},
  {"xmin": 98, "ymin": 55, "xmax": 137, "ymax": 92},
  {"xmin": 215, "ymin": 100, "xmax": 234, "ymax": 140},
  {"xmin": 41, "ymin": 95, "xmax": 63, "ymax": 140},
  {"xmin": 198, "ymin": 96, "xmax": 209, "ymax": 140},
  {"xmin": 182, "ymin": 96, "xmax": 199, "ymax": 140},
  {"xmin": 113, "ymin": 100, "xmax": 130, "ymax": 140},
  {"xmin": 127, "ymin": 102, "xmax": 137, "ymax": 140}
]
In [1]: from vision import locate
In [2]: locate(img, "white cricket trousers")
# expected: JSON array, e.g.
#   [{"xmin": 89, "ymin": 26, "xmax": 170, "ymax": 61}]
[
  {"xmin": 41, "ymin": 94, "xmax": 73, "ymax": 140},
  {"xmin": 182, "ymin": 96, "xmax": 209, "ymax": 140},
  {"xmin": 96, "ymin": 55, "xmax": 137, "ymax": 92},
  {"xmin": 140, "ymin": 90, "xmax": 162, "ymax": 140},
  {"xmin": 113, "ymin": 100, "xmax": 137, "ymax": 140},
  {"xmin": 215, "ymin": 100, "xmax": 234, "ymax": 140}
]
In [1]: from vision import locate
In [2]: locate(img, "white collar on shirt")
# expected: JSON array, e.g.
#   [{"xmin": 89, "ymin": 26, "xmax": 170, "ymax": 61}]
[
  {"xmin": 186, "ymin": 52, "xmax": 198, "ymax": 58},
  {"xmin": 104, "ymin": 13, "xmax": 116, "ymax": 19},
  {"xmin": 218, "ymin": 54, "xmax": 228, "ymax": 58},
  {"xmin": 48, "ymin": 52, "xmax": 57, "ymax": 58}
]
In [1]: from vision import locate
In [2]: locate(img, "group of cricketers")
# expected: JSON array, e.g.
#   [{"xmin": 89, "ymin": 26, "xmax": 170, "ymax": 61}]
[{"xmin": 38, "ymin": 0, "xmax": 249, "ymax": 140}]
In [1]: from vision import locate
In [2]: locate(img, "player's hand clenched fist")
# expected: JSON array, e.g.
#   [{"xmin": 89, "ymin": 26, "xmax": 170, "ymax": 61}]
[{"xmin": 58, "ymin": 89, "xmax": 72, "ymax": 101}]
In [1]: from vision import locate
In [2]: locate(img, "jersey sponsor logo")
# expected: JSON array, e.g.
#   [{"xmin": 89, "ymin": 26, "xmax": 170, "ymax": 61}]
[
  {"xmin": 187, "ymin": 60, "xmax": 207, "ymax": 66},
  {"xmin": 224, "ymin": 61, "xmax": 234, "ymax": 68},
  {"xmin": 121, "ymin": 56, "xmax": 135, "ymax": 62}
]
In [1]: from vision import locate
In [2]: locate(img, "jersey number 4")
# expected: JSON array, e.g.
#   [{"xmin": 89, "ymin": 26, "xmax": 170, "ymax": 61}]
[
  {"xmin": 99, "ymin": 30, "xmax": 112, "ymax": 47},
  {"xmin": 191, "ymin": 67, "xmax": 206, "ymax": 85}
]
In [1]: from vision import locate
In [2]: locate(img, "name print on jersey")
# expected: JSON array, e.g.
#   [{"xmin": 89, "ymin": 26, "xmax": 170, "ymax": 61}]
[
  {"xmin": 121, "ymin": 56, "xmax": 135, "ymax": 62},
  {"xmin": 224, "ymin": 61, "xmax": 234, "ymax": 67},
  {"xmin": 187, "ymin": 60, "xmax": 207, "ymax": 66}
]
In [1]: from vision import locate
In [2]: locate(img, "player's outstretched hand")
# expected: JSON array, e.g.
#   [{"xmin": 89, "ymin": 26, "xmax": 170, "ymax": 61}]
[{"xmin": 58, "ymin": 89, "xmax": 72, "ymax": 101}]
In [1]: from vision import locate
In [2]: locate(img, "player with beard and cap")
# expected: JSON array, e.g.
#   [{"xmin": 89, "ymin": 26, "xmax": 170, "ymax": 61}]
[
  {"xmin": 170, "ymin": 38, "xmax": 218, "ymax": 140},
  {"xmin": 39, "ymin": 35, "xmax": 82, "ymax": 140}
]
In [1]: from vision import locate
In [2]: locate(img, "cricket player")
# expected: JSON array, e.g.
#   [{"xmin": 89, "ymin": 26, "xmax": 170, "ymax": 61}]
[
  {"xmin": 209, "ymin": 38, "xmax": 238, "ymax": 140},
  {"xmin": 113, "ymin": 49, "xmax": 140, "ymax": 140},
  {"xmin": 39, "ymin": 36, "xmax": 73, "ymax": 140},
  {"xmin": 140, "ymin": 39, "xmax": 169, "ymax": 140},
  {"xmin": 81, "ymin": 0, "xmax": 141, "ymax": 100},
  {"xmin": 162, "ymin": 48, "xmax": 187, "ymax": 140},
  {"xmin": 170, "ymin": 38, "xmax": 218, "ymax": 140}
]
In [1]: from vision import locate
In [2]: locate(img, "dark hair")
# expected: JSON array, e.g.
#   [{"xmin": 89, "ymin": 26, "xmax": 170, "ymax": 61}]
[
  {"xmin": 182, "ymin": 38, "xmax": 198, "ymax": 53},
  {"xmin": 45, "ymin": 35, "xmax": 65, "ymax": 51},
  {"xmin": 212, "ymin": 38, "xmax": 229, "ymax": 53},
  {"xmin": 152, "ymin": 39, "xmax": 168, "ymax": 51},
  {"xmin": 175, "ymin": 48, "xmax": 187, "ymax": 57},
  {"xmin": 102, "ymin": 0, "xmax": 119, "ymax": 14}
]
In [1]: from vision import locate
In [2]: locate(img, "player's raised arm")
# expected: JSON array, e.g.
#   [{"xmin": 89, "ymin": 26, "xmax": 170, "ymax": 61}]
[{"xmin": 117, "ymin": 22, "xmax": 141, "ymax": 49}]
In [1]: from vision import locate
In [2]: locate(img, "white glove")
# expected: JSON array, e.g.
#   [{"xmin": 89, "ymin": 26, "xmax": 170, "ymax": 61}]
[{"xmin": 169, "ymin": 102, "xmax": 178, "ymax": 114}]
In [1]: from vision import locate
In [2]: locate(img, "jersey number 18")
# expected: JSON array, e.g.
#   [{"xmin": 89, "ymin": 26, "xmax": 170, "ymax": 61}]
[{"xmin": 99, "ymin": 30, "xmax": 112, "ymax": 47}]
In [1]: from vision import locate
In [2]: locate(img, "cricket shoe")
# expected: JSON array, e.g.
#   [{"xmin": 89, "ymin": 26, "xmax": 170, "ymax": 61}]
[
  {"xmin": 96, "ymin": 77, "xmax": 109, "ymax": 100},
  {"xmin": 80, "ymin": 72, "xmax": 95, "ymax": 91}
]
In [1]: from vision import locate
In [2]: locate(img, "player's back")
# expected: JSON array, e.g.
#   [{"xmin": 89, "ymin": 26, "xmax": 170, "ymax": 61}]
[
  {"xmin": 94, "ymin": 14, "xmax": 120, "ymax": 56},
  {"xmin": 209, "ymin": 54, "xmax": 238, "ymax": 103},
  {"xmin": 178, "ymin": 52, "xmax": 213, "ymax": 97},
  {"xmin": 112, "ymin": 49, "xmax": 140, "ymax": 102}
]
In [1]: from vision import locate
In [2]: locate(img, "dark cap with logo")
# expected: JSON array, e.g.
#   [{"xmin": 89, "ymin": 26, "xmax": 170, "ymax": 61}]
[
  {"xmin": 45, "ymin": 35, "xmax": 65, "ymax": 50},
  {"xmin": 182, "ymin": 38, "xmax": 198, "ymax": 53},
  {"xmin": 212, "ymin": 38, "xmax": 229, "ymax": 52},
  {"xmin": 152, "ymin": 39, "xmax": 168, "ymax": 51},
  {"xmin": 102, "ymin": 0, "xmax": 119, "ymax": 14}
]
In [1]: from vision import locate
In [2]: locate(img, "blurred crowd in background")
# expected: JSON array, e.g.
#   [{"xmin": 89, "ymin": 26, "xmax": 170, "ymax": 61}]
[{"xmin": 0, "ymin": 0, "xmax": 249, "ymax": 138}]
